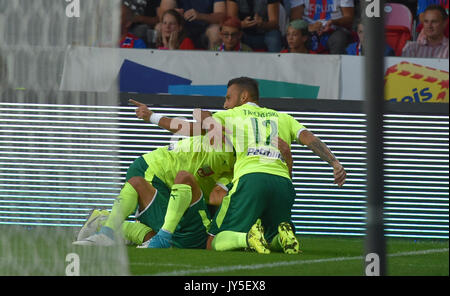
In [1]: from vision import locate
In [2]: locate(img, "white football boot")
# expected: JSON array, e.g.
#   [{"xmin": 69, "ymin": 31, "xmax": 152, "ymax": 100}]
[
  {"xmin": 73, "ymin": 226, "xmax": 116, "ymax": 246},
  {"xmin": 76, "ymin": 209, "xmax": 110, "ymax": 241}
]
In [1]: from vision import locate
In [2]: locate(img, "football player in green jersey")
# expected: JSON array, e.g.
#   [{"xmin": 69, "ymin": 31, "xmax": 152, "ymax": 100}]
[
  {"xmin": 130, "ymin": 77, "xmax": 346, "ymax": 254},
  {"xmin": 73, "ymin": 135, "xmax": 235, "ymax": 249}
]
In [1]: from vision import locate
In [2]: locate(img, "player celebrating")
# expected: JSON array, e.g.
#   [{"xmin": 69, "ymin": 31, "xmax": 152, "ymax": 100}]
[
  {"xmin": 206, "ymin": 77, "xmax": 345, "ymax": 254},
  {"xmin": 131, "ymin": 77, "xmax": 346, "ymax": 254},
  {"xmin": 73, "ymin": 135, "xmax": 235, "ymax": 249}
]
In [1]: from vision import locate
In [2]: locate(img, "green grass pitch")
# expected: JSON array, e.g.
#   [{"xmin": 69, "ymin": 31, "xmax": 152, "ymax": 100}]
[
  {"xmin": 1, "ymin": 226, "xmax": 448, "ymax": 276},
  {"xmin": 127, "ymin": 235, "xmax": 449, "ymax": 276}
]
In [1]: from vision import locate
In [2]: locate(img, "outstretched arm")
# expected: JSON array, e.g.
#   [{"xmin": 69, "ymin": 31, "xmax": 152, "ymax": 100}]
[
  {"xmin": 129, "ymin": 99, "xmax": 204, "ymax": 136},
  {"xmin": 298, "ymin": 129, "xmax": 346, "ymax": 187}
]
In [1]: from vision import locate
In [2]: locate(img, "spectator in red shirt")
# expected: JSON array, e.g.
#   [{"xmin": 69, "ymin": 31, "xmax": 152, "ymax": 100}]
[{"xmin": 156, "ymin": 9, "xmax": 196, "ymax": 50}]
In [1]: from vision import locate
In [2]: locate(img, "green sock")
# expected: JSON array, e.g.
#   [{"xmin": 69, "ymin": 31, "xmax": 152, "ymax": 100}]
[
  {"xmin": 121, "ymin": 221, "xmax": 152, "ymax": 245},
  {"xmin": 104, "ymin": 182, "xmax": 138, "ymax": 231},
  {"xmin": 161, "ymin": 184, "xmax": 192, "ymax": 233},
  {"xmin": 269, "ymin": 233, "xmax": 283, "ymax": 252},
  {"xmin": 211, "ymin": 231, "xmax": 247, "ymax": 251}
]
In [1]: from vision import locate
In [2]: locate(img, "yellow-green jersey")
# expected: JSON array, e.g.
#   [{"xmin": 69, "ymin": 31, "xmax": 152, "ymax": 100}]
[
  {"xmin": 212, "ymin": 103, "xmax": 306, "ymax": 181},
  {"xmin": 142, "ymin": 136, "xmax": 235, "ymax": 202}
]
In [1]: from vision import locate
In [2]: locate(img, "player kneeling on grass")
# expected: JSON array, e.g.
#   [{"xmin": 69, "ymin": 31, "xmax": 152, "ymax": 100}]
[
  {"xmin": 201, "ymin": 78, "xmax": 345, "ymax": 255},
  {"xmin": 73, "ymin": 135, "xmax": 235, "ymax": 249}
]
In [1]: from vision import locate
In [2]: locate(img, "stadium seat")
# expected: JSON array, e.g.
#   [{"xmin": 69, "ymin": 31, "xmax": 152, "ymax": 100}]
[{"xmin": 384, "ymin": 3, "xmax": 413, "ymax": 56}]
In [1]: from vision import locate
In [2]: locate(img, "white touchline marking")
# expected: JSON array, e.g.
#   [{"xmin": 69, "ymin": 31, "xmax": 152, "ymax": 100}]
[
  {"xmin": 131, "ymin": 262, "xmax": 194, "ymax": 268},
  {"xmin": 149, "ymin": 248, "xmax": 449, "ymax": 276}
]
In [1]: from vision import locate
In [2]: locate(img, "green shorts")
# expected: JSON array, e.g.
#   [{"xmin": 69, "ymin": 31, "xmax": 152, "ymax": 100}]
[
  {"xmin": 127, "ymin": 156, "xmax": 210, "ymax": 249},
  {"xmin": 209, "ymin": 172, "xmax": 296, "ymax": 243},
  {"xmin": 125, "ymin": 156, "xmax": 149, "ymax": 182}
]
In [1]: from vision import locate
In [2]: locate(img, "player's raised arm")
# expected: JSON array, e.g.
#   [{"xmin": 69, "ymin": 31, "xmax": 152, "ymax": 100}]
[
  {"xmin": 298, "ymin": 129, "xmax": 347, "ymax": 187},
  {"xmin": 129, "ymin": 99, "xmax": 204, "ymax": 136}
]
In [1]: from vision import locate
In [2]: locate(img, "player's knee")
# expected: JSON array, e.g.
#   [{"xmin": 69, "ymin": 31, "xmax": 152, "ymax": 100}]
[
  {"xmin": 174, "ymin": 171, "xmax": 202, "ymax": 204},
  {"xmin": 174, "ymin": 170, "xmax": 195, "ymax": 186},
  {"xmin": 127, "ymin": 176, "xmax": 146, "ymax": 189},
  {"xmin": 127, "ymin": 176, "xmax": 156, "ymax": 211}
]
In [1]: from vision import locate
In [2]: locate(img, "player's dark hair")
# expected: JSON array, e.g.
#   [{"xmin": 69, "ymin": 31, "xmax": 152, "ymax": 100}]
[
  {"xmin": 227, "ymin": 77, "xmax": 259, "ymax": 102},
  {"xmin": 424, "ymin": 4, "xmax": 448, "ymax": 20}
]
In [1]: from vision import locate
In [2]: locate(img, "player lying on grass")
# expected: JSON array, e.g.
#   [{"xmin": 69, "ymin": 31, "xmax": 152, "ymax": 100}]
[
  {"xmin": 130, "ymin": 77, "xmax": 346, "ymax": 254},
  {"xmin": 73, "ymin": 135, "xmax": 235, "ymax": 249}
]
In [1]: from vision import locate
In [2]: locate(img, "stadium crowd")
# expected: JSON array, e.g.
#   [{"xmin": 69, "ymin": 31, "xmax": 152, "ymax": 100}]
[{"xmin": 119, "ymin": 0, "xmax": 449, "ymax": 58}]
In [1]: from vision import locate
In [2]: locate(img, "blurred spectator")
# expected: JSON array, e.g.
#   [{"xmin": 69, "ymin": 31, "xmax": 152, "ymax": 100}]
[
  {"xmin": 402, "ymin": 5, "xmax": 449, "ymax": 58},
  {"xmin": 120, "ymin": 4, "xmax": 147, "ymax": 48},
  {"xmin": 212, "ymin": 16, "xmax": 253, "ymax": 51},
  {"xmin": 123, "ymin": 0, "xmax": 161, "ymax": 47},
  {"xmin": 156, "ymin": 9, "xmax": 196, "ymax": 50},
  {"xmin": 159, "ymin": 0, "xmax": 226, "ymax": 49},
  {"xmin": 291, "ymin": 0, "xmax": 355, "ymax": 54},
  {"xmin": 226, "ymin": 0, "xmax": 283, "ymax": 52},
  {"xmin": 281, "ymin": 19, "xmax": 313, "ymax": 53},
  {"xmin": 416, "ymin": 0, "xmax": 449, "ymax": 40},
  {"xmin": 345, "ymin": 19, "xmax": 395, "ymax": 56}
]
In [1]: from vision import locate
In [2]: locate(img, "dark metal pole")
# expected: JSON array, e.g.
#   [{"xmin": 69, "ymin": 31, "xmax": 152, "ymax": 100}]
[{"xmin": 362, "ymin": 0, "xmax": 386, "ymax": 276}]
